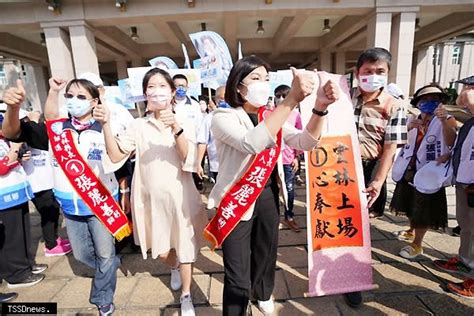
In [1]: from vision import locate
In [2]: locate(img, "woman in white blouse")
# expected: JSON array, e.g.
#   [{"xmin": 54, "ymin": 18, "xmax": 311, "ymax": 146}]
[{"xmin": 207, "ymin": 55, "xmax": 339, "ymax": 315}]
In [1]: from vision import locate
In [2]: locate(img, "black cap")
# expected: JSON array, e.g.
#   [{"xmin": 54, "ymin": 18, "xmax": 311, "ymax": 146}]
[{"xmin": 456, "ymin": 75, "xmax": 474, "ymax": 85}]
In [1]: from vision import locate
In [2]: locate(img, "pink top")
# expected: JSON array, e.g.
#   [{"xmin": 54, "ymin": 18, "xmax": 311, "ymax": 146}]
[{"xmin": 282, "ymin": 110, "xmax": 303, "ymax": 165}]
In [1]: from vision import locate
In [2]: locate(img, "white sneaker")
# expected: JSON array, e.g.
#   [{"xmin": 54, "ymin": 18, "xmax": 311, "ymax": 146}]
[
  {"xmin": 180, "ymin": 294, "xmax": 195, "ymax": 316},
  {"xmin": 257, "ymin": 298, "xmax": 275, "ymax": 315},
  {"xmin": 170, "ymin": 268, "xmax": 182, "ymax": 291}
]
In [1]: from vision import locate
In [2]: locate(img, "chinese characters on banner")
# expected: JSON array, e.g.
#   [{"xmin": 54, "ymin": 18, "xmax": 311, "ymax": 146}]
[
  {"xmin": 299, "ymin": 71, "xmax": 373, "ymax": 297},
  {"xmin": 307, "ymin": 135, "xmax": 363, "ymax": 251}
]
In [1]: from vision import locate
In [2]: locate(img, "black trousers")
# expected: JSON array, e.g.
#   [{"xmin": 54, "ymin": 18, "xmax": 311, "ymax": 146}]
[
  {"xmin": 0, "ymin": 203, "xmax": 34, "ymax": 283},
  {"xmin": 32, "ymin": 189, "xmax": 60, "ymax": 250},
  {"xmin": 222, "ymin": 186, "xmax": 280, "ymax": 316},
  {"xmin": 362, "ymin": 159, "xmax": 387, "ymax": 216}
]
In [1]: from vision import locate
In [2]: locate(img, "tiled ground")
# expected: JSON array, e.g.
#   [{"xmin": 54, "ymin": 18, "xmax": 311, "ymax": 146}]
[{"xmin": 2, "ymin": 176, "xmax": 473, "ymax": 316}]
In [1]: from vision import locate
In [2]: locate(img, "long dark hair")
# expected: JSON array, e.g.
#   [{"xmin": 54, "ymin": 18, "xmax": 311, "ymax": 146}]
[{"xmin": 225, "ymin": 55, "xmax": 271, "ymax": 108}]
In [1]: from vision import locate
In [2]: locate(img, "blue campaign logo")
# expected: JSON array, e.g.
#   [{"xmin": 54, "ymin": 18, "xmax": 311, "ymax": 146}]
[
  {"xmin": 87, "ymin": 148, "xmax": 103, "ymax": 161},
  {"xmin": 51, "ymin": 122, "xmax": 63, "ymax": 135}
]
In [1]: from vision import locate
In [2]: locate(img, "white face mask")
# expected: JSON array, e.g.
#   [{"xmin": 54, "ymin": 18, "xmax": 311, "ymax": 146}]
[
  {"xmin": 358, "ymin": 74, "xmax": 387, "ymax": 93},
  {"xmin": 147, "ymin": 88, "xmax": 171, "ymax": 111},
  {"xmin": 242, "ymin": 81, "xmax": 271, "ymax": 108},
  {"xmin": 66, "ymin": 98, "xmax": 92, "ymax": 118},
  {"xmin": 274, "ymin": 96, "xmax": 284, "ymax": 106}
]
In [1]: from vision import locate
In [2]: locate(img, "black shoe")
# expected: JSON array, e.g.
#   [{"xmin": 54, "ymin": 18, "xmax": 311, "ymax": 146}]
[
  {"xmin": 7, "ymin": 273, "xmax": 45, "ymax": 289},
  {"xmin": 99, "ymin": 303, "xmax": 115, "ymax": 316},
  {"xmin": 0, "ymin": 292, "xmax": 18, "ymax": 303},
  {"xmin": 344, "ymin": 291, "xmax": 363, "ymax": 308},
  {"xmin": 32, "ymin": 264, "xmax": 48, "ymax": 274},
  {"xmin": 452, "ymin": 225, "xmax": 461, "ymax": 237}
]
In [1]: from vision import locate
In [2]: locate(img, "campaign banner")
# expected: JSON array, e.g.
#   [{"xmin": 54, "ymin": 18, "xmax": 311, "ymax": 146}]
[
  {"xmin": 300, "ymin": 71, "xmax": 374, "ymax": 296},
  {"xmin": 127, "ymin": 67, "xmax": 202, "ymax": 99},
  {"xmin": 189, "ymin": 31, "xmax": 233, "ymax": 89},
  {"xmin": 148, "ymin": 56, "xmax": 179, "ymax": 70},
  {"xmin": 117, "ymin": 78, "xmax": 144, "ymax": 103},
  {"xmin": 104, "ymin": 86, "xmax": 134, "ymax": 110}
]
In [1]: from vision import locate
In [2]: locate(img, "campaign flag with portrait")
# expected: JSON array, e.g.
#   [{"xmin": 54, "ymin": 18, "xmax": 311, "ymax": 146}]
[
  {"xmin": 148, "ymin": 56, "xmax": 179, "ymax": 70},
  {"xmin": 189, "ymin": 31, "xmax": 233, "ymax": 89}
]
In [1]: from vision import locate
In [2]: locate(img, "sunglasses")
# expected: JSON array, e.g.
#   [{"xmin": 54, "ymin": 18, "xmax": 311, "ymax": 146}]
[{"xmin": 64, "ymin": 93, "xmax": 89, "ymax": 100}]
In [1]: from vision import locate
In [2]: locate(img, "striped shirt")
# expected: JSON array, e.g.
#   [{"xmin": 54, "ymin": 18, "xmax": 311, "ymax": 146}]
[{"xmin": 352, "ymin": 88, "xmax": 407, "ymax": 160}]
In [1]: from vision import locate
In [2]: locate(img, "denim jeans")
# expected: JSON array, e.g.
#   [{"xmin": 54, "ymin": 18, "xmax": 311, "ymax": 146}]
[
  {"xmin": 65, "ymin": 215, "xmax": 120, "ymax": 307},
  {"xmin": 283, "ymin": 164, "xmax": 296, "ymax": 220}
]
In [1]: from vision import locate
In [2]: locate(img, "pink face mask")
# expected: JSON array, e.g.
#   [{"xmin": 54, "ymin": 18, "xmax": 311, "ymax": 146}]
[{"xmin": 147, "ymin": 88, "xmax": 171, "ymax": 111}]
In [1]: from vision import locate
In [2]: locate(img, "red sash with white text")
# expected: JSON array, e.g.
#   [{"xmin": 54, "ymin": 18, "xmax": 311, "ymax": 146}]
[
  {"xmin": 204, "ymin": 108, "xmax": 282, "ymax": 249},
  {"xmin": 46, "ymin": 119, "xmax": 132, "ymax": 241}
]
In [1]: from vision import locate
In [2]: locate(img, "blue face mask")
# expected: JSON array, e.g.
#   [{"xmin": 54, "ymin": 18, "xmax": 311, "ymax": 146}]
[
  {"xmin": 217, "ymin": 100, "xmax": 230, "ymax": 108},
  {"xmin": 66, "ymin": 97, "xmax": 92, "ymax": 118},
  {"xmin": 176, "ymin": 86, "xmax": 187, "ymax": 98},
  {"xmin": 418, "ymin": 100, "xmax": 440, "ymax": 114}
]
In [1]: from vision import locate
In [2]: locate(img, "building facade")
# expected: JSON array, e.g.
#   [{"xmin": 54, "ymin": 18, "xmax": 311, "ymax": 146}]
[{"xmin": 0, "ymin": 0, "xmax": 473, "ymax": 110}]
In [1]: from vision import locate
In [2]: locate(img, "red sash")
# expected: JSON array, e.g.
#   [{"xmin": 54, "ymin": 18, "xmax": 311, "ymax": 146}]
[
  {"xmin": 46, "ymin": 119, "xmax": 132, "ymax": 241},
  {"xmin": 204, "ymin": 108, "xmax": 282, "ymax": 249}
]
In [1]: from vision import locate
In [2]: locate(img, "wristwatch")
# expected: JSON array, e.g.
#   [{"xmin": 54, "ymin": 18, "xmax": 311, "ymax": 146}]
[
  {"xmin": 312, "ymin": 108, "xmax": 329, "ymax": 116},
  {"xmin": 174, "ymin": 128, "xmax": 184, "ymax": 138}
]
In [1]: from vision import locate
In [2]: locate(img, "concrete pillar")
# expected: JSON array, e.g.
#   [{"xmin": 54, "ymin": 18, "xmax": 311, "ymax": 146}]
[
  {"xmin": 116, "ymin": 60, "xmax": 128, "ymax": 79},
  {"xmin": 30, "ymin": 65, "xmax": 48, "ymax": 112},
  {"xmin": 413, "ymin": 46, "xmax": 434, "ymax": 93},
  {"xmin": 389, "ymin": 12, "xmax": 416, "ymax": 96},
  {"xmin": 335, "ymin": 52, "xmax": 346, "ymax": 75},
  {"xmin": 43, "ymin": 27, "xmax": 75, "ymax": 79},
  {"xmin": 439, "ymin": 43, "xmax": 454, "ymax": 87},
  {"xmin": 69, "ymin": 24, "xmax": 99, "ymax": 77},
  {"xmin": 319, "ymin": 51, "xmax": 331, "ymax": 72},
  {"xmin": 366, "ymin": 12, "xmax": 392, "ymax": 49}
]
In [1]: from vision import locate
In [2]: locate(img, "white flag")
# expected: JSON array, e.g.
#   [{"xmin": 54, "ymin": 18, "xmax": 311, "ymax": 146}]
[
  {"xmin": 238, "ymin": 41, "xmax": 243, "ymax": 60},
  {"xmin": 182, "ymin": 43, "xmax": 191, "ymax": 69}
]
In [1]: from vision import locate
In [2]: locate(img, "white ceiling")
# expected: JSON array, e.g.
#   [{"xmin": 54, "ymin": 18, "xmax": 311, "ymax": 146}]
[
  {"xmin": 116, "ymin": 23, "xmax": 167, "ymax": 44},
  {"xmin": 295, "ymin": 15, "xmax": 343, "ymax": 37},
  {"xmin": 238, "ymin": 16, "xmax": 284, "ymax": 39},
  {"xmin": 179, "ymin": 19, "xmax": 225, "ymax": 39}
]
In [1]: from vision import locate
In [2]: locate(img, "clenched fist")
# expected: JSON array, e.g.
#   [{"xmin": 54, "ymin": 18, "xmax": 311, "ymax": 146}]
[
  {"xmin": 48, "ymin": 77, "xmax": 67, "ymax": 93},
  {"xmin": 315, "ymin": 75, "xmax": 339, "ymax": 111}
]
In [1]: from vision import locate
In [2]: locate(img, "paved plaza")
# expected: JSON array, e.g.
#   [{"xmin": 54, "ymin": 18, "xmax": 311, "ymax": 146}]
[{"xmin": 3, "ymin": 178, "xmax": 474, "ymax": 316}]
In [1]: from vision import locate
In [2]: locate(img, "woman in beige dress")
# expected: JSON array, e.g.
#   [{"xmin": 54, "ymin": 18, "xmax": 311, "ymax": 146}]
[{"xmin": 94, "ymin": 68, "xmax": 206, "ymax": 316}]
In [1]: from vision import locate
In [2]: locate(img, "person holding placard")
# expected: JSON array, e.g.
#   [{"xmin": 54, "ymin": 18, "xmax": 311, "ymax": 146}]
[
  {"xmin": 352, "ymin": 48, "xmax": 408, "ymax": 220},
  {"xmin": 204, "ymin": 55, "xmax": 339, "ymax": 315},
  {"xmin": 390, "ymin": 84, "xmax": 457, "ymax": 259},
  {"xmin": 94, "ymin": 68, "xmax": 207, "ymax": 316}
]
